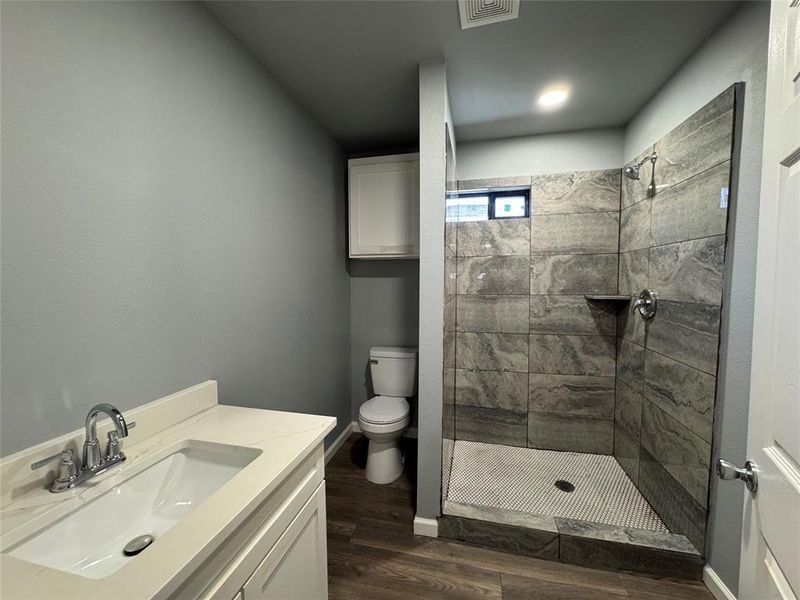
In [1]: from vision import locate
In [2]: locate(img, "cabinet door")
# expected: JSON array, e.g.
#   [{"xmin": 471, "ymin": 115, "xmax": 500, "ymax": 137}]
[
  {"xmin": 349, "ymin": 154, "xmax": 419, "ymax": 258},
  {"xmin": 242, "ymin": 483, "xmax": 327, "ymax": 600}
]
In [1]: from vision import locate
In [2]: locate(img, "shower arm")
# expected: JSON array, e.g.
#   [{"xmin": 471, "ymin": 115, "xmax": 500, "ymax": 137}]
[{"xmin": 635, "ymin": 151, "xmax": 658, "ymax": 169}]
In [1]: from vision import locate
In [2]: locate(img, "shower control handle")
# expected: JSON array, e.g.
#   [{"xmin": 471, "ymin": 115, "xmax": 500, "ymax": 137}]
[
  {"xmin": 633, "ymin": 289, "xmax": 657, "ymax": 320},
  {"xmin": 716, "ymin": 459, "xmax": 758, "ymax": 493}
]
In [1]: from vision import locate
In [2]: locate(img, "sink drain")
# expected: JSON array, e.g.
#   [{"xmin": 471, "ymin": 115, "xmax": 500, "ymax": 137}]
[
  {"xmin": 554, "ymin": 479, "xmax": 575, "ymax": 493},
  {"xmin": 123, "ymin": 534, "xmax": 154, "ymax": 556}
]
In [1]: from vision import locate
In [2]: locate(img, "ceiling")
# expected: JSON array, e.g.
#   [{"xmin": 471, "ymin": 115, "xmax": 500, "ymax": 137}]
[{"xmin": 204, "ymin": 0, "xmax": 741, "ymax": 153}]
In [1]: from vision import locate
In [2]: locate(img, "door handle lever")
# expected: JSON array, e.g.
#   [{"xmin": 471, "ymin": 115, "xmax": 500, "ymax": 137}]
[{"xmin": 716, "ymin": 459, "xmax": 758, "ymax": 493}]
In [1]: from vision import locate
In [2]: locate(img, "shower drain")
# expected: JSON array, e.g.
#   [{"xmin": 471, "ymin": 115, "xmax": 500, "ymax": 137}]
[{"xmin": 554, "ymin": 479, "xmax": 575, "ymax": 493}]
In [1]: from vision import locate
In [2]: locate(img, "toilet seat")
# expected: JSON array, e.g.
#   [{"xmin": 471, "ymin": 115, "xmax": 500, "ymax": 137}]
[{"xmin": 359, "ymin": 396, "xmax": 409, "ymax": 425}]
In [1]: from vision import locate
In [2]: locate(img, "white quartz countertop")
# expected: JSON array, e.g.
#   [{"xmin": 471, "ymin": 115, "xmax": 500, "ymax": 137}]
[{"xmin": 0, "ymin": 396, "xmax": 336, "ymax": 600}]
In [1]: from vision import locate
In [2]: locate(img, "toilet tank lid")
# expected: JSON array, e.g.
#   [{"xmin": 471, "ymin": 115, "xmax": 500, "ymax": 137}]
[{"xmin": 370, "ymin": 346, "xmax": 418, "ymax": 359}]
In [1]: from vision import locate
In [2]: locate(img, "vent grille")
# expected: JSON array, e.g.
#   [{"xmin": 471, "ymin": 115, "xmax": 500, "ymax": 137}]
[{"xmin": 458, "ymin": 0, "xmax": 520, "ymax": 29}]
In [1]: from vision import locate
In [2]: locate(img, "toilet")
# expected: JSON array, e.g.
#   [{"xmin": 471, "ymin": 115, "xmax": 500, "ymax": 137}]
[{"xmin": 358, "ymin": 346, "xmax": 417, "ymax": 484}]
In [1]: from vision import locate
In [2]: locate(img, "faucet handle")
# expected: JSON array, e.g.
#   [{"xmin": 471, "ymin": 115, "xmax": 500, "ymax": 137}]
[
  {"xmin": 31, "ymin": 449, "xmax": 74, "ymax": 470},
  {"xmin": 106, "ymin": 431, "xmax": 122, "ymax": 460},
  {"xmin": 31, "ymin": 449, "xmax": 79, "ymax": 487}
]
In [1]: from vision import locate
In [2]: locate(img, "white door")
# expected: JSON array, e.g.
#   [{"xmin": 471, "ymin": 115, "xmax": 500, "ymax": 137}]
[{"xmin": 737, "ymin": 1, "xmax": 800, "ymax": 598}]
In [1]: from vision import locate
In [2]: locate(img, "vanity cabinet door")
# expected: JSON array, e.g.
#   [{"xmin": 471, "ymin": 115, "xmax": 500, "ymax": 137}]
[{"xmin": 242, "ymin": 483, "xmax": 327, "ymax": 600}]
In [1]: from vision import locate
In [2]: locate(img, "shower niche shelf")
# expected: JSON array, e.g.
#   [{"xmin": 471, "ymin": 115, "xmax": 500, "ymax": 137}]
[{"xmin": 584, "ymin": 295, "xmax": 631, "ymax": 302}]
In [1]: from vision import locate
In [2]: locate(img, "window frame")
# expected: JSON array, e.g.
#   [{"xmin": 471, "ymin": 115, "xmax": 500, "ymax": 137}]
[{"xmin": 456, "ymin": 189, "xmax": 530, "ymax": 221}]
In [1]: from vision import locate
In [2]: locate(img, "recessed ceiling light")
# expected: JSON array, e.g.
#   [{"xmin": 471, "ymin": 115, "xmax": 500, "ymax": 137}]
[{"xmin": 538, "ymin": 88, "xmax": 570, "ymax": 108}]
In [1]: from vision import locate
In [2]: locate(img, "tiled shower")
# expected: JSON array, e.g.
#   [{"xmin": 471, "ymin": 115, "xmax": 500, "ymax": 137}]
[{"xmin": 441, "ymin": 85, "xmax": 740, "ymax": 574}]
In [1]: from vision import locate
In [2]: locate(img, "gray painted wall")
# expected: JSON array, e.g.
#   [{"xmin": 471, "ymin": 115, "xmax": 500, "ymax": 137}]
[
  {"xmin": 623, "ymin": 2, "xmax": 769, "ymax": 593},
  {"xmin": 416, "ymin": 59, "xmax": 451, "ymax": 522},
  {"xmin": 456, "ymin": 129, "xmax": 624, "ymax": 180},
  {"xmin": 0, "ymin": 1, "xmax": 351, "ymax": 456},
  {"xmin": 349, "ymin": 260, "xmax": 419, "ymax": 421}
]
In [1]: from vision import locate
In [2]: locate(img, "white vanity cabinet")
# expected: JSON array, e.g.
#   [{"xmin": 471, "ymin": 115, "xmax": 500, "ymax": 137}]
[
  {"xmin": 348, "ymin": 153, "xmax": 419, "ymax": 259},
  {"xmin": 173, "ymin": 448, "xmax": 329, "ymax": 600},
  {"xmin": 241, "ymin": 484, "xmax": 326, "ymax": 599}
]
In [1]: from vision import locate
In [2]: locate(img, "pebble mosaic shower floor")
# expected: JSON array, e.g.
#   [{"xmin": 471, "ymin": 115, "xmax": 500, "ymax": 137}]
[{"xmin": 444, "ymin": 440, "xmax": 669, "ymax": 532}]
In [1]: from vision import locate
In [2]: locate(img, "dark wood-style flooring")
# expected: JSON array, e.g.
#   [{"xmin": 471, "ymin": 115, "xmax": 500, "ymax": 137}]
[{"xmin": 326, "ymin": 434, "xmax": 714, "ymax": 599}]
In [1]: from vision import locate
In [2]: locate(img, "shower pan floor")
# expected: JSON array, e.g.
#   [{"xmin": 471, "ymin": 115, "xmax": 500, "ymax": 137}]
[{"xmin": 444, "ymin": 440, "xmax": 668, "ymax": 533}]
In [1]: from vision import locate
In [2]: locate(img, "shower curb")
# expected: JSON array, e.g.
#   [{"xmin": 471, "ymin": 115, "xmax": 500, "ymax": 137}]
[{"xmin": 439, "ymin": 501, "xmax": 703, "ymax": 581}]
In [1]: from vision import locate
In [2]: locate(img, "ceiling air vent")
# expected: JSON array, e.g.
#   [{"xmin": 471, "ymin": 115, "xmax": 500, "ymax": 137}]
[{"xmin": 458, "ymin": 0, "xmax": 520, "ymax": 30}]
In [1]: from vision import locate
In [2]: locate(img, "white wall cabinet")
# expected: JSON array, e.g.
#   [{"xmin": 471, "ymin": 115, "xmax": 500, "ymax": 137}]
[{"xmin": 348, "ymin": 153, "xmax": 419, "ymax": 259}]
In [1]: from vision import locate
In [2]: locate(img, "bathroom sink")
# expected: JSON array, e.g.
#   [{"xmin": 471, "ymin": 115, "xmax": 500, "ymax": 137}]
[{"xmin": 6, "ymin": 440, "xmax": 261, "ymax": 579}]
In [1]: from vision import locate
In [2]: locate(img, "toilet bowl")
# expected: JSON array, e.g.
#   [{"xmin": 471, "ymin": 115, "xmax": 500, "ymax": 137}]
[
  {"xmin": 358, "ymin": 346, "xmax": 417, "ymax": 484},
  {"xmin": 358, "ymin": 396, "xmax": 410, "ymax": 484}
]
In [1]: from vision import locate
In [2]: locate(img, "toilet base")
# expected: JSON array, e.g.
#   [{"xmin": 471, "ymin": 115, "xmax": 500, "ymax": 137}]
[{"xmin": 366, "ymin": 439, "xmax": 404, "ymax": 484}]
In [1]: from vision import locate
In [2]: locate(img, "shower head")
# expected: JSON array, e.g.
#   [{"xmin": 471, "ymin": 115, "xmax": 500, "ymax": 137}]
[
  {"xmin": 623, "ymin": 164, "xmax": 641, "ymax": 180},
  {"xmin": 623, "ymin": 151, "xmax": 657, "ymax": 181}
]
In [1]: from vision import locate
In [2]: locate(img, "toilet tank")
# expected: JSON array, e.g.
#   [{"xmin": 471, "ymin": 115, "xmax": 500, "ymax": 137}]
[{"xmin": 369, "ymin": 347, "xmax": 418, "ymax": 397}]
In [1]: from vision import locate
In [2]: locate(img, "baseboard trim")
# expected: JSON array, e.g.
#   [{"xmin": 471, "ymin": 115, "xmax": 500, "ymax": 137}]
[
  {"xmin": 413, "ymin": 516, "xmax": 439, "ymax": 538},
  {"xmin": 351, "ymin": 421, "xmax": 361, "ymax": 434},
  {"xmin": 325, "ymin": 421, "xmax": 356, "ymax": 464},
  {"xmin": 704, "ymin": 566, "xmax": 737, "ymax": 600}
]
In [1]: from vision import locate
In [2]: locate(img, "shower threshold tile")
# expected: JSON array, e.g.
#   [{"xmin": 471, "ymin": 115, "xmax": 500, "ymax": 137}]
[
  {"xmin": 443, "ymin": 500, "xmax": 558, "ymax": 532},
  {"xmin": 445, "ymin": 440, "xmax": 668, "ymax": 533}
]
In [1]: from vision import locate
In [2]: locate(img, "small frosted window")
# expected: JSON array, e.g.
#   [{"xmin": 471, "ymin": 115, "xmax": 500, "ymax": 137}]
[
  {"xmin": 453, "ymin": 189, "xmax": 529, "ymax": 221},
  {"xmin": 447, "ymin": 195, "xmax": 490, "ymax": 222}
]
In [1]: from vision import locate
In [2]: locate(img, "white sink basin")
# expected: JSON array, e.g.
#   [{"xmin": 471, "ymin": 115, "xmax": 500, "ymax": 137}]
[{"xmin": 6, "ymin": 440, "xmax": 261, "ymax": 579}]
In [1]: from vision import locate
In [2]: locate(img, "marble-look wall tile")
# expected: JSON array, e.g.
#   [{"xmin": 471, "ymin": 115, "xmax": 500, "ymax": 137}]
[
  {"xmin": 650, "ymin": 235, "xmax": 726, "ymax": 305},
  {"xmin": 444, "ymin": 330, "xmax": 456, "ymax": 367},
  {"xmin": 457, "ymin": 219, "xmax": 530, "ymax": 256},
  {"xmin": 445, "ymin": 256, "xmax": 458, "ymax": 300},
  {"xmin": 530, "ymin": 169, "xmax": 620, "ymax": 215},
  {"xmin": 618, "ymin": 249, "xmax": 649, "ymax": 297},
  {"xmin": 455, "ymin": 369, "xmax": 528, "ymax": 412},
  {"xmin": 656, "ymin": 87, "xmax": 734, "ymax": 192},
  {"xmin": 620, "ymin": 198, "xmax": 651, "ymax": 252},
  {"xmin": 445, "ymin": 221, "xmax": 457, "ymax": 256},
  {"xmin": 442, "ymin": 403, "xmax": 455, "ymax": 439},
  {"xmin": 650, "ymin": 161, "xmax": 730, "ymax": 247},
  {"xmin": 528, "ymin": 374, "xmax": 614, "ymax": 417},
  {"xmin": 530, "ymin": 254, "xmax": 618, "ymax": 295},
  {"xmin": 454, "ymin": 405, "xmax": 527, "ymax": 446},
  {"xmin": 622, "ymin": 146, "xmax": 656, "ymax": 208},
  {"xmin": 438, "ymin": 514, "xmax": 559, "ymax": 559},
  {"xmin": 529, "ymin": 295, "xmax": 617, "ymax": 336},
  {"xmin": 638, "ymin": 446, "xmax": 707, "ymax": 552},
  {"xmin": 647, "ymin": 300, "xmax": 720, "ymax": 375},
  {"xmin": 456, "ymin": 332, "xmax": 528, "ymax": 372},
  {"xmin": 640, "ymin": 401, "xmax": 711, "ymax": 508},
  {"xmin": 617, "ymin": 339, "xmax": 645, "ymax": 393},
  {"xmin": 615, "ymin": 380, "xmax": 643, "ymax": 437},
  {"xmin": 457, "ymin": 256, "xmax": 529, "ymax": 295},
  {"xmin": 530, "ymin": 212, "xmax": 619, "ymax": 255},
  {"xmin": 458, "ymin": 175, "xmax": 532, "ymax": 191},
  {"xmin": 528, "ymin": 411, "xmax": 613, "ymax": 454},
  {"xmin": 457, "ymin": 295, "xmax": 530, "ymax": 333},
  {"xmin": 614, "ymin": 424, "xmax": 640, "ymax": 484},
  {"xmin": 644, "ymin": 350, "xmax": 716, "ymax": 443},
  {"xmin": 617, "ymin": 305, "xmax": 647, "ymax": 346},
  {"xmin": 443, "ymin": 368, "xmax": 455, "ymax": 405},
  {"xmin": 443, "ymin": 297, "xmax": 456, "ymax": 332},
  {"xmin": 529, "ymin": 334, "xmax": 616, "ymax": 376}
]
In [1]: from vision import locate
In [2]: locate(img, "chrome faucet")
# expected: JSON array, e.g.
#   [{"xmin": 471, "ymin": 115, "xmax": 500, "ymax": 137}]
[
  {"xmin": 31, "ymin": 403, "xmax": 134, "ymax": 492},
  {"xmin": 83, "ymin": 403, "xmax": 129, "ymax": 472}
]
